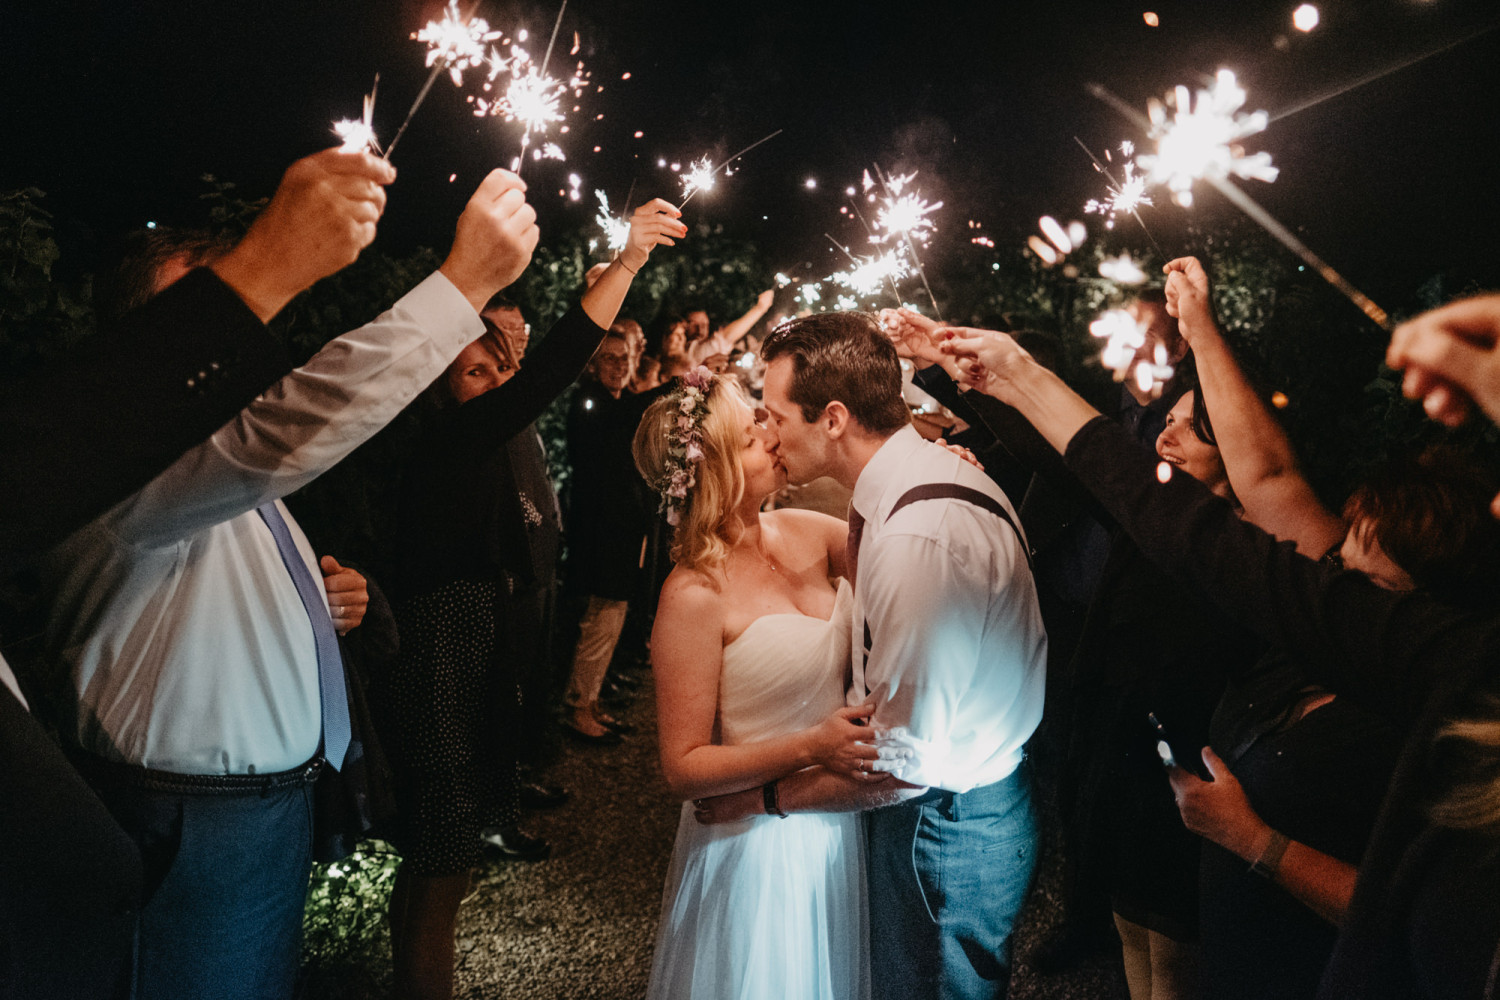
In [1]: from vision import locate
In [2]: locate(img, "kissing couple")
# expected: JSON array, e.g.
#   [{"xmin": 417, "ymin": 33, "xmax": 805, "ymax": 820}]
[{"xmin": 632, "ymin": 311, "xmax": 1047, "ymax": 1000}]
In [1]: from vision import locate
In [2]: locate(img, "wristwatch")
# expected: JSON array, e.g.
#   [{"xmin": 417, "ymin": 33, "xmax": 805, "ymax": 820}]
[
  {"xmin": 1249, "ymin": 829, "xmax": 1291, "ymax": 879},
  {"xmin": 762, "ymin": 780, "xmax": 788, "ymax": 819}
]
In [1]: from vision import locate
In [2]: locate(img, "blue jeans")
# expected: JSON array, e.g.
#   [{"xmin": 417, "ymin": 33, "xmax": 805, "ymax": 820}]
[
  {"xmin": 867, "ymin": 761, "xmax": 1038, "ymax": 1000},
  {"xmin": 83, "ymin": 757, "xmax": 319, "ymax": 1000}
]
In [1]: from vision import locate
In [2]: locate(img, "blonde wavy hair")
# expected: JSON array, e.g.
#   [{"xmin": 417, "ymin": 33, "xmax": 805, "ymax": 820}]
[
  {"xmin": 1430, "ymin": 690, "xmax": 1500, "ymax": 832},
  {"xmin": 633, "ymin": 374, "xmax": 752, "ymax": 578}
]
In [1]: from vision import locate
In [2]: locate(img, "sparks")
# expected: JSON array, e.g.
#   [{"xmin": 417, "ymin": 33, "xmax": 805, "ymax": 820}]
[
  {"xmin": 593, "ymin": 190, "xmax": 630, "ymax": 253},
  {"xmin": 414, "ymin": 1, "xmax": 501, "ymax": 87},
  {"xmin": 679, "ymin": 156, "xmax": 716, "ymax": 200},
  {"xmin": 1085, "ymin": 142, "xmax": 1154, "ymax": 225},
  {"xmin": 829, "ymin": 251, "xmax": 912, "ymax": 298},
  {"xmin": 1090, "ymin": 308, "xmax": 1148, "ymax": 381},
  {"xmin": 1098, "ymin": 253, "xmax": 1148, "ymax": 284},
  {"xmin": 1138, "ymin": 68, "xmax": 1279, "ymax": 208},
  {"xmin": 874, "ymin": 178, "xmax": 943, "ymax": 246}
]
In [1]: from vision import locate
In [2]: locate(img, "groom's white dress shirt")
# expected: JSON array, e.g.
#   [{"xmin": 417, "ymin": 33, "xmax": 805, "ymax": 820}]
[
  {"xmin": 848, "ymin": 425, "xmax": 1046, "ymax": 793},
  {"xmin": 44, "ymin": 273, "xmax": 483, "ymax": 775}
]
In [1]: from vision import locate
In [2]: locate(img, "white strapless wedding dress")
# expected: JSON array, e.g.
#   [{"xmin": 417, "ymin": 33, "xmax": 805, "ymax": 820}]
[{"xmin": 645, "ymin": 581, "xmax": 870, "ymax": 1000}]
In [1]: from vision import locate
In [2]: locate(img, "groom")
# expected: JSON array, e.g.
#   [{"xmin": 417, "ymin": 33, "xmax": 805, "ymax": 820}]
[{"xmin": 702, "ymin": 311, "xmax": 1047, "ymax": 998}]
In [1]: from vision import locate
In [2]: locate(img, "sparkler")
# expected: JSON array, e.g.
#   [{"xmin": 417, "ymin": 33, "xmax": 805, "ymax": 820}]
[
  {"xmin": 384, "ymin": 0, "xmax": 492, "ymax": 160},
  {"xmin": 675, "ymin": 130, "xmax": 785, "ymax": 209},
  {"xmin": 1088, "ymin": 77, "xmax": 1391, "ymax": 330},
  {"xmin": 678, "ymin": 157, "xmax": 717, "ymax": 201},
  {"xmin": 868, "ymin": 166, "xmax": 944, "ymax": 319},
  {"xmin": 1075, "ymin": 137, "xmax": 1165, "ymax": 259},
  {"xmin": 1136, "ymin": 69, "xmax": 1279, "ymax": 209},
  {"xmin": 1090, "ymin": 308, "xmax": 1174, "ymax": 391},
  {"xmin": 593, "ymin": 189, "xmax": 629, "ymax": 253},
  {"xmin": 1099, "ymin": 253, "xmax": 1148, "ymax": 285},
  {"xmin": 332, "ymin": 77, "xmax": 381, "ymax": 155}
]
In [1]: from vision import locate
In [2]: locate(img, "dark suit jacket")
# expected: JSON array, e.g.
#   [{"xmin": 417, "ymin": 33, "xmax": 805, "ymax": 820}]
[{"xmin": 0, "ymin": 267, "xmax": 287, "ymax": 574}]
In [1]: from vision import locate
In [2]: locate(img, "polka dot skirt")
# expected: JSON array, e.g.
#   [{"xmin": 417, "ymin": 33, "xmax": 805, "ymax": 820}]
[{"xmin": 389, "ymin": 580, "xmax": 521, "ymax": 876}]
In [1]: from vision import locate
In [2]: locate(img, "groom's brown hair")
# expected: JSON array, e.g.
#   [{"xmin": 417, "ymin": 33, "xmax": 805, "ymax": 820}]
[{"xmin": 761, "ymin": 312, "xmax": 911, "ymax": 434}]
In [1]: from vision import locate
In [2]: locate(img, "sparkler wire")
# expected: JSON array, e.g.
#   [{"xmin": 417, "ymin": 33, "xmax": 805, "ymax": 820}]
[
  {"xmin": 1269, "ymin": 21, "xmax": 1498, "ymax": 124},
  {"xmin": 384, "ymin": 0, "xmax": 485, "ymax": 161},
  {"xmin": 872, "ymin": 164, "xmax": 942, "ymax": 321},
  {"xmin": 1072, "ymin": 135, "xmax": 1167, "ymax": 260},
  {"xmin": 1086, "ymin": 81, "xmax": 1391, "ymax": 332},
  {"xmin": 514, "ymin": 0, "xmax": 570, "ymax": 179},
  {"xmin": 824, "ymin": 233, "xmax": 904, "ymax": 308},
  {"xmin": 677, "ymin": 129, "xmax": 785, "ymax": 208}
]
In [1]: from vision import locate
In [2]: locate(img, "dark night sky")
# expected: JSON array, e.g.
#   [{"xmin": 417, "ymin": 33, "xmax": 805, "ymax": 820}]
[{"xmin": 3, "ymin": 0, "xmax": 1498, "ymax": 305}]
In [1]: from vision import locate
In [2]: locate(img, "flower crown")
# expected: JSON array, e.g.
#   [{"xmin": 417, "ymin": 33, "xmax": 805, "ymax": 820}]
[{"xmin": 656, "ymin": 365, "xmax": 716, "ymax": 526}]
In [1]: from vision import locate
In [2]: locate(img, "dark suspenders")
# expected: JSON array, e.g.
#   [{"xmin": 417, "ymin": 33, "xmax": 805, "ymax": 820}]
[{"xmin": 858, "ymin": 482, "xmax": 1034, "ymax": 686}]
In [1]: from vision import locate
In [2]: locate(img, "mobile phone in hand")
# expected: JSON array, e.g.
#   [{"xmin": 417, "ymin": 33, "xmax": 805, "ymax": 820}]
[{"xmin": 1148, "ymin": 712, "xmax": 1209, "ymax": 780}]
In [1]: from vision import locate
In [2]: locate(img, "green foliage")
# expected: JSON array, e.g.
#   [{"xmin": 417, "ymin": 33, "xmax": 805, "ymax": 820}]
[
  {"xmin": 0, "ymin": 188, "xmax": 93, "ymax": 372},
  {"xmin": 300, "ymin": 843, "xmax": 399, "ymax": 997},
  {"xmin": 198, "ymin": 174, "xmax": 268, "ymax": 238}
]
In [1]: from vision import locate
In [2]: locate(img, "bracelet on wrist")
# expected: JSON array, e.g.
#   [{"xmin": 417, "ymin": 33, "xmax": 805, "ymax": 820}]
[
  {"xmin": 762, "ymin": 780, "xmax": 788, "ymax": 819},
  {"xmin": 616, "ymin": 255, "xmax": 639, "ymax": 276},
  {"xmin": 1248, "ymin": 829, "xmax": 1290, "ymax": 879}
]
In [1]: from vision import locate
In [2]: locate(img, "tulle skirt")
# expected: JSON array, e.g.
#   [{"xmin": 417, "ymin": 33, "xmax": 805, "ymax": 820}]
[{"xmin": 645, "ymin": 802, "xmax": 871, "ymax": 1000}]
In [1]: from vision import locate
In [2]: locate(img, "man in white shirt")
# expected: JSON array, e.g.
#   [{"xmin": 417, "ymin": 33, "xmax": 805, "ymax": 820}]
[
  {"xmin": 42, "ymin": 166, "xmax": 541, "ymax": 1000},
  {"xmin": 709, "ymin": 311, "xmax": 1046, "ymax": 1000}
]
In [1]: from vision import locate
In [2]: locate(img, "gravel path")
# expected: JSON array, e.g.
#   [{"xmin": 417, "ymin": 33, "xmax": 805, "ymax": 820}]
[{"xmin": 306, "ymin": 665, "xmax": 1129, "ymax": 999}]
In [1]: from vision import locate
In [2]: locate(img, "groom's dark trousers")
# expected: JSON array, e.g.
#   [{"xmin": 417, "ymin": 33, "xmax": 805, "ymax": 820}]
[{"xmin": 867, "ymin": 759, "xmax": 1038, "ymax": 1000}]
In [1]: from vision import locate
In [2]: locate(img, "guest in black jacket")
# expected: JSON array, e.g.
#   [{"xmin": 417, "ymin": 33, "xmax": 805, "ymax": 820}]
[
  {"xmin": 944, "ymin": 315, "xmax": 1500, "ymax": 999},
  {"xmin": 0, "ymin": 145, "xmax": 394, "ymax": 1000},
  {"xmin": 384, "ymin": 198, "xmax": 685, "ymax": 1000}
]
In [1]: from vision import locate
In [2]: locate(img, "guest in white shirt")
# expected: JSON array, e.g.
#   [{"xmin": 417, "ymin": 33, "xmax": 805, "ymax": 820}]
[
  {"xmin": 698, "ymin": 311, "xmax": 1046, "ymax": 1000},
  {"xmin": 41, "ymin": 167, "xmax": 540, "ymax": 1000}
]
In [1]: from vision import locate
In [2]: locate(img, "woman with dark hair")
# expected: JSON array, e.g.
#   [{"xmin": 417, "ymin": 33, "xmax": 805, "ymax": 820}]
[
  {"xmin": 384, "ymin": 199, "xmax": 685, "ymax": 1000},
  {"xmin": 941, "ymin": 307, "xmax": 1500, "ymax": 999}
]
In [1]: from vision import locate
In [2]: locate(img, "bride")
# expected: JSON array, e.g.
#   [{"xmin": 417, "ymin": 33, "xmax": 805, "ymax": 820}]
[{"xmin": 632, "ymin": 366, "xmax": 895, "ymax": 1000}]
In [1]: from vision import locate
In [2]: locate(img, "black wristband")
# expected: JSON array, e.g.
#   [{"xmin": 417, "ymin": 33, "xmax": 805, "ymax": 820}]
[{"xmin": 762, "ymin": 780, "xmax": 788, "ymax": 818}]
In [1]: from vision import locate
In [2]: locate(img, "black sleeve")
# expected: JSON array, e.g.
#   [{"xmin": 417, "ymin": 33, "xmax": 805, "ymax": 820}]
[
  {"xmin": 0, "ymin": 267, "xmax": 288, "ymax": 571},
  {"xmin": 915, "ymin": 366, "xmax": 1113, "ymax": 527},
  {"xmin": 1062, "ymin": 415, "xmax": 1500, "ymax": 725},
  {"xmin": 445, "ymin": 302, "xmax": 606, "ymax": 451}
]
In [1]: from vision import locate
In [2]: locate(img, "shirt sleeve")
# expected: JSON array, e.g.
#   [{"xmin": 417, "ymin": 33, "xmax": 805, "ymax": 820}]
[
  {"xmin": 859, "ymin": 521, "xmax": 1019, "ymax": 790},
  {"xmin": 110, "ymin": 270, "xmax": 485, "ymax": 549}
]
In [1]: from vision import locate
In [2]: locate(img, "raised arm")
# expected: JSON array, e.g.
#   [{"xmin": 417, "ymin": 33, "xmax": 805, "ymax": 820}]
[
  {"xmin": 651, "ymin": 570, "xmax": 881, "ymax": 801},
  {"xmin": 1164, "ymin": 256, "xmax": 1343, "ymax": 556},
  {"xmin": 715, "ymin": 289, "xmax": 776, "ymax": 349},
  {"xmin": 0, "ymin": 149, "xmax": 399, "ymax": 569},
  {"xmin": 940, "ymin": 328, "xmax": 1492, "ymax": 722},
  {"xmin": 582, "ymin": 198, "xmax": 686, "ymax": 329},
  {"xmin": 447, "ymin": 198, "xmax": 686, "ymax": 446},
  {"xmin": 112, "ymin": 169, "xmax": 538, "ymax": 548}
]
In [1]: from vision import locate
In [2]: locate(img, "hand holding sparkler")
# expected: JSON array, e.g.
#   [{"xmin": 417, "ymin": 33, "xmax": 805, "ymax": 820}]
[
  {"xmin": 439, "ymin": 169, "xmax": 540, "ymax": 314},
  {"xmin": 579, "ymin": 198, "xmax": 686, "ymax": 331},
  {"xmin": 618, "ymin": 198, "xmax": 687, "ymax": 274},
  {"xmin": 879, "ymin": 307, "xmax": 954, "ymax": 375},
  {"xmin": 1388, "ymin": 295, "xmax": 1500, "ymax": 431},
  {"xmin": 939, "ymin": 328, "xmax": 1036, "ymax": 399},
  {"xmin": 210, "ymin": 149, "xmax": 396, "ymax": 323},
  {"xmin": 1162, "ymin": 256, "xmax": 1219, "ymax": 344}
]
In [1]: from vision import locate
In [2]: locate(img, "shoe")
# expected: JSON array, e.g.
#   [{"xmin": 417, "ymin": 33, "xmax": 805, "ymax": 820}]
[
  {"xmin": 520, "ymin": 780, "xmax": 570, "ymax": 809},
  {"xmin": 561, "ymin": 720, "xmax": 623, "ymax": 746},
  {"xmin": 596, "ymin": 712, "xmax": 635, "ymax": 736},
  {"xmin": 481, "ymin": 825, "xmax": 551, "ymax": 862},
  {"xmin": 606, "ymin": 671, "xmax": 642, "ymax": 690}
]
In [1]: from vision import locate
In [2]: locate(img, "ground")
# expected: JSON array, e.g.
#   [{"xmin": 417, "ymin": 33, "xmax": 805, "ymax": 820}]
[{"xmin": 303, "ymin": 665, "xmax": 1129, "ymax": 999}]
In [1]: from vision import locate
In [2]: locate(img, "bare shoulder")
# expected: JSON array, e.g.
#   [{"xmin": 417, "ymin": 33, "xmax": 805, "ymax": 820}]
[{"xmin": 657, "ymin": 564, "xmax": 726, "ymax": 621}]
